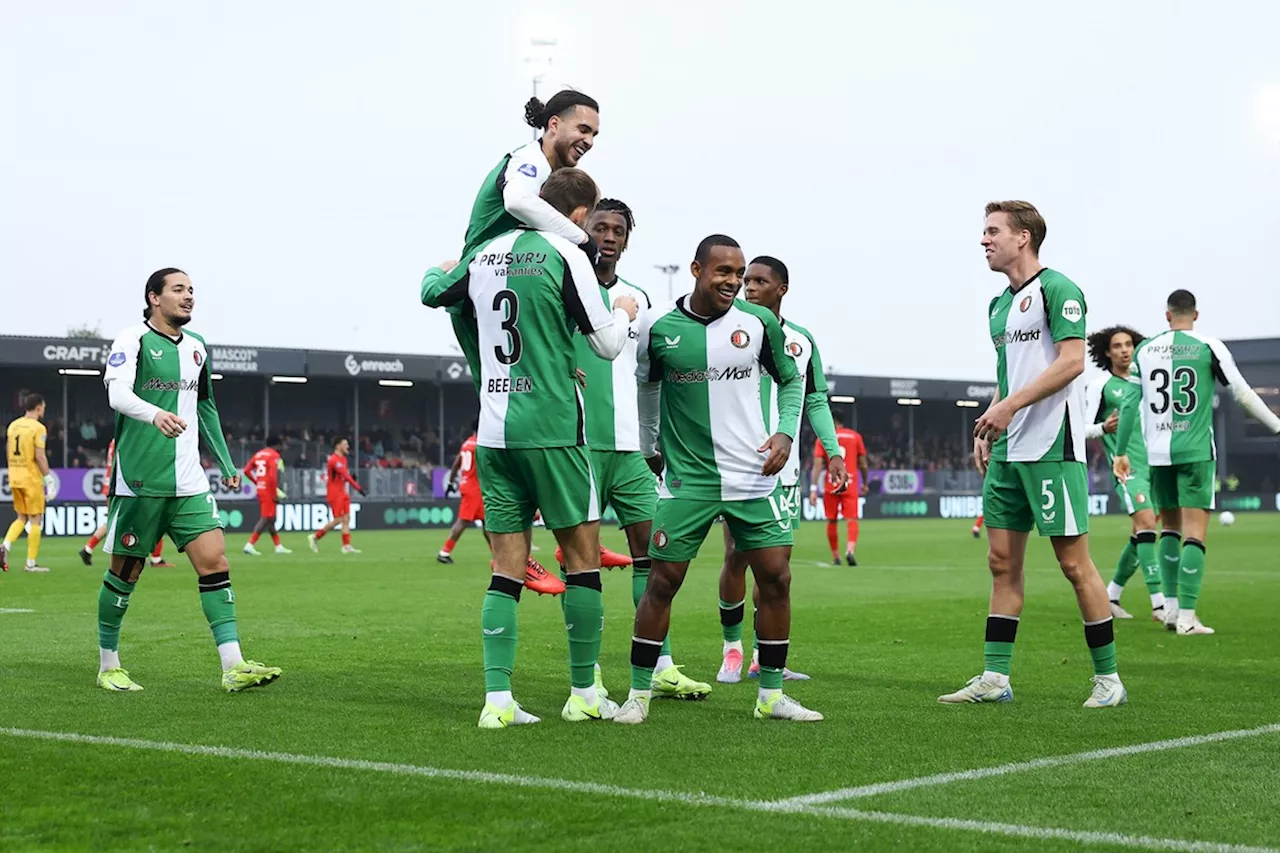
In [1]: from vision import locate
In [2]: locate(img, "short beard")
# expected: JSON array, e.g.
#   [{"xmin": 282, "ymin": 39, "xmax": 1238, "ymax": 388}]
[{"xmin": 169, "ymin": 311, "xmax": 192, "ymax": 327}]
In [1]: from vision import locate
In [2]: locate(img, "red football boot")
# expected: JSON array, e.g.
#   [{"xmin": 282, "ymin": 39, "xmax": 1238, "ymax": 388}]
[
  {"xmin": 553, "ymin": 544, "xmax": 633, "ymax": 570},
  {"xmin": 523, "ymin": 558, "xmax": 565, "ymax": 596}
]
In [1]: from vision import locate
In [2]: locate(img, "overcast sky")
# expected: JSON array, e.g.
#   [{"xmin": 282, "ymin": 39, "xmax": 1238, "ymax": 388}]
[{"xmin": 3, "ymin": 1, "xmax": 1278, "ymax": 381}]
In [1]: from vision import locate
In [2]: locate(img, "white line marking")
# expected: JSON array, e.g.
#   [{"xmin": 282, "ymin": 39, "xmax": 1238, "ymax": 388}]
[
  {"xmin": 0, "ymin": 608, "xmax": 35, "ymax": 614},
  {"xmin": 778, "ymin": 722, "xmax": 1280, "ymax": 806},
  {"xmin": 1, "ymin": 727, "xmax": 1276, "ymax": 853}
]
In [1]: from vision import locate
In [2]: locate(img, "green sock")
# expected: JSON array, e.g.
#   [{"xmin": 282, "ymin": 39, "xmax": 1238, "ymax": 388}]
[
  {"xmin": 1178, "ymin": 539, "xmax": 1206, "ymax": 610},
  {"xmin": 630, "ymin": 637, "xmax": 660, "ymax": 690},
  {"xmin": 1159, "ymin": 531, "xmax": 1181, "ymax": 599},
  {"xmin": 1135, "ymin": 532, "xmax": 1161, "ymax": 595},
  {"xmin": 481, "ymin": 580, "xmax": 520, "ymax": 693},
  {"xmin": 983, "ymin": 615, "xmax": 1018, "ymax": 676},
  {"xmin": 97, "ymin": 571, "xmax": 136, "ymax": 651},
  {"xmin": 1111, "ymin": 538, "xmax": 1139, "ymax": 586},
  {"xmin": 1085, "ymin": 619, "xmax": 1118, "ymax": 676},
  {"xmin": 757, "ymin": 640, "xmax": 787, "ymax": 690},
  {"xmin": 633, "ymin": 558, "xmax": 672, "ymax": 657},
  {"xmin": 197, "ymin": 572, "xmax": 239, "ymax": 646},
  {"xmin": 718, "ymin": 598, "xmax": 745, "ymax": 644},
  {"xmin": 563, "ymin": 572, "xmax": 603, "ymax": 689}
]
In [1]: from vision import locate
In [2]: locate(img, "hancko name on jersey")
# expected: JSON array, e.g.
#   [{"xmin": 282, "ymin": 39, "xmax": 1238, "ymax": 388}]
[
  {"xmin": 487, "ymin": 377, "xmax": 534, "ymax": 393},
  {"xmin": 1156, "ymin": 420, "xmax": 1191, "ymax": 433},
  {"xmin": 666, "ymin": 365, "xmax": 755, "ymax": 384},
  {"xmin": 992, "ymin": 328, "xmax": 1042, "ymax": 348}
]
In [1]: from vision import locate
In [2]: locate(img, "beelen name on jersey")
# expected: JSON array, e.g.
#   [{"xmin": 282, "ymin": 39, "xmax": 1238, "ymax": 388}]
[{"xmin": 487, "ymin": 377, "xmax": 534, "ymax": 393}]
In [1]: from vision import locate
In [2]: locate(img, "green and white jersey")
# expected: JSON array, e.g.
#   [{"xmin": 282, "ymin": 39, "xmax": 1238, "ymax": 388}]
[
  {"xmin": 576, "ymin": 275, "xmax": 651, "ymax": 452},
  {"xmin": 422, "ymin": 229, "xmax": 626, "ymax": 450},
  {"xmin": 987, "ymin": 268, "xmax": 1088, "ymax": 463},
  {"xmin": 637, "ymin": 297, "xmax": 801, "ymax": 501},
  {"xmin": 1131, "ymin": 330, "xmax": 1235, "ymax": 465},
  {"xmin": 1085, "ymin": 367, "xmax": 1149, "ymax": 479},
  {"xmin": 461, "ymin": 140, "xmax": 585, "ymax": 257},
  {"xmin": 103, "ymin": 323, "xmax": 225, "ymax": 497},
  {"xmin": 761, "ymin": 319, "xmax": 836, "ymax": 487}
]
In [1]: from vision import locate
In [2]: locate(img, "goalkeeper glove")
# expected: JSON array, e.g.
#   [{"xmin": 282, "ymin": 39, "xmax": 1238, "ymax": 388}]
[{"xmin": 43, "ymin": 473, "xmax": 57, "ymax": 498}]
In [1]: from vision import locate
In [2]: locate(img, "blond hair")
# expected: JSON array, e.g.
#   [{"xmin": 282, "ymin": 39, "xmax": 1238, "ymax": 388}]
[{"xmin": 985, "ymin": 200, "xmax": 1046, "ymax": 253}]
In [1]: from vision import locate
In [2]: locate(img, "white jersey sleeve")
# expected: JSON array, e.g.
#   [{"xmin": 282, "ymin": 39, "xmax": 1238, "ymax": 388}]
[
  {"xmin": 1204, "ymin": 335, "xmax": 1280, "ymax": 433},
  {"xmin": 1083, "ymin": 374, "xmax": 1107, "ymax": 440},
  {"xmin": 104, "ymin": 325, "xmax": 163, "ymax": 425},
  {"xmin": 501, "ymin": 146, "xmax": 587, "ymax": 246}
]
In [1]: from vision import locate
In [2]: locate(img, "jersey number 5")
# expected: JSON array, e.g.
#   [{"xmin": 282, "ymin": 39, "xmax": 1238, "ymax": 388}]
[{"xmin": 493, "ymin": 289, "xmax": 523, "ymax": 365}]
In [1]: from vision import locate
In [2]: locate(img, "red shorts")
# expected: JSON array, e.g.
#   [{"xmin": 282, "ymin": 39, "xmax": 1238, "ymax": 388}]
[
  {"xmin": 328, "ymin": 494, "xmax": 350, "ymax": 518},
  {"xmin": 459, "ymin": 488, "xmax": 484, "ymax": 522},
  {"xmin": 257, "ymin": 497, "xmax": 277, "ymax": 520},
  {"xmin": 823, "ymin": 490, "xmax": 860, "ymax": 521}
]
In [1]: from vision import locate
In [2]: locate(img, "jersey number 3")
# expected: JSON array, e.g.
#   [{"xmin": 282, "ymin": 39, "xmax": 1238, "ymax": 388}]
[{"xmin": 493, "ymin": 289, "xmax": 523, "ymax": 365}]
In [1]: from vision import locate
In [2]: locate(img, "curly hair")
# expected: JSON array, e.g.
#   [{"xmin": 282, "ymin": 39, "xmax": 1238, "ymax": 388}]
[{"xmin": 1087, "ymin": 325, "xmax": 1145, "ymax": 370}]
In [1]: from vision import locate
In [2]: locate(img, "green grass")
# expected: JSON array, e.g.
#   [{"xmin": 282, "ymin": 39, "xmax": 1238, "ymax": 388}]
[{"xmin": 3, "ymin": 516, "xmax": 1279, "ymax": 852}]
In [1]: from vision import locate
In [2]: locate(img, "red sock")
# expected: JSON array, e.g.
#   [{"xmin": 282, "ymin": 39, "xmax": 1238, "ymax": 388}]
[
  {"xmin": 826, "ymin": 522, "xmax": 839, "ymax": 555},
  {"xmin": 271, "ymin": 532, "xmax": 281, "ymax": 546},
  {"xmin": 975, "ymin": 514, "xmax": 985, "ymax": 528},
  {"xmin": 86, "ymin": 535, "xmax": 100, "ymax": 551},
  {"xmin": 847, "ymin": 519, "xmax": 859, "ymax": 546},
  {"xmin": 151, "ymin": 542, "xmax": 164, "ymax": 558},
  {"xmin": 342, "ymin": 532, "xmax": 351, "ymax": 547},
  {"xmin": 248, "ymin": 532, "xmax": 260, "ymax": 545},
  {"xmin": 314, "ymin": 528, "xmax": 327, "ymax": 541},
  {"xmin": 442, "ymin": 538, "xmax": 457, "ymax": 554}
]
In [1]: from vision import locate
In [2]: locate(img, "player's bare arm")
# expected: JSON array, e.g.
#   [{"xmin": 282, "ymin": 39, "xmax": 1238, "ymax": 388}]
[{"xmin": 974, "ymin": 339, "xmax": 1084, "ymax": 442}]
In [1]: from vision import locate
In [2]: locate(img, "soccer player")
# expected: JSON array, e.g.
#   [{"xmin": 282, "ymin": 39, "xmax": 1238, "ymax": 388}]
[
  {"xmin": 939, "ymin": 201, "xmax": 1125, "ymax": 709},
  {"xmin": 810, "ymin": 410, "xmax": 868, "ymax": 566},
  {"xmin": 971, "ymin": 514, "xmax": 986, "ymax": 538},
  {"xmin": 307, "ymin": 437, "xmax": 365, "ymax": 554},
  {"xmin": 243, "ymin": 435, "xmax": 291, "ymax": 556},
  {"xmin": 557, "ymin": 198, "xmax": 711, "ymax": 700},
  {"xmin": 3, "ymin": 393, "xmax": 55, "ymax": 573},
  {"xmin": 96, "ymin": 267, "xmax": 281, "ymax": 692},
  {"xmin": 1084, "ymin": 326, "xmax": 1164, "ymax": 622},
  {"xmin": 717, "ymin": 255, "xmax": 848, "ymax": 684},
  {"xmin": 438, "ymin": 424, "xmax": 489, "ymax": 563},
  {"xmin": 82, "ymin": 440, "xmax": 178, "ymax": 567},
  {"xmin": 1114, "ymin": 290, "xmax": 1280, "ymax": 635},
  {"xmin": 615, "ymin": 234, "xmax": 822, "ymax": 725},
  {"xmin": 421, "ymin": 168, "xmax": 638, "ymax": 728}
]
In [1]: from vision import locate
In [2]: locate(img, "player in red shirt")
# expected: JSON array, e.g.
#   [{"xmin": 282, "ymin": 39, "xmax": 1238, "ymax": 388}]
[
  {"xmin": 242, "ymin": 435, "xmax": 292, "ymax": 556},
  {"xmin": 971, "ymin": 514, "xmax": 985, "ymax": 538},
  {"xmin": 438, "ymin": 427, "xmax": 489, "ymax": 563},
  {"xmin": 810, "ymin": 411, "xmax": 869, "ymax": 565},
  {"xmin": 81, "ymin": 440, "xmax": 172, "ymax": 567},
  {"xmin": 307, "ymin": 437, "xmax": 365, "ymax": 554}
]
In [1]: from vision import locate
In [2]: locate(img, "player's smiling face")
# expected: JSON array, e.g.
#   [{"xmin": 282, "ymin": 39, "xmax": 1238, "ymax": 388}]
[
  {"xmin": 1107, "ymin": 332, "xmax": 1135, "ymax": 373},
  {"xmin": 548, "ymin": 106, "xmax": 599, "ymax": 168},
  {"xmin": 981, "ymin": 212, "xmax": 1024, "ymax": 274},
  {"xmin": 693, "ymin": 246, "xmax": 746, "ymax": 313},
  {"xmin": 744, "ymin": 263, "xmax": 787, "ymax": 313},
  {"xmin": 588, "ymin": 211, "xmax": 629, "ymax": 262},
  {"xmin": 153, "ymin": 272, "xmax": 195, "ymax": 327}
]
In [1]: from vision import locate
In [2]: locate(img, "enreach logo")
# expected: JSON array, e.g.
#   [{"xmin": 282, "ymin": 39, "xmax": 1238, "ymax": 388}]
[{"xmin": 345, "ymin": 354, "xmax": 405, "ymax": 376}]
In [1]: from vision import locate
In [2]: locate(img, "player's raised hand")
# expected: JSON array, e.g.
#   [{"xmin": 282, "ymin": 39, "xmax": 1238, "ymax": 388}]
[
  {"xmin": 1112, "ymin": 454, "xmax": 1131, "ymax": 483},
  {"xmin": 973, "ymin": 436, "xmax": 991, "ymax": 475},
  {"xmin": 827, "ymin": 455, "xmax": 851, "ymax": 494},
  {"xmin": 1103, "ymin": 410, "xmax": 1120, "ymax": 434},
  {"xmin": 153, "ymin": 411, "xmax": 186, "ymax": 438},
  {"xmin": 645, "ymin": 453, "xmax": 664, "ymax": 478},
  {"xmin": 612, "ymin": 294, "xmax": 639, "ymax": 321},
  {"xmin": 758, "ymin": 434, "xmax": 793, "ymax": 476}
]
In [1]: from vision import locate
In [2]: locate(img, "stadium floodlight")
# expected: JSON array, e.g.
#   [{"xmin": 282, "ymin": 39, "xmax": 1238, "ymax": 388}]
[
  {"xmin": 955, "ymin": 399, "xmax": 981, "ymax": 408},
  {"xmin": 896, "ymin": 398, "xmax": 922, "ymax": 406},
  {"xmin": 829, "ymin": 395, "xmax": 856, "ymax": 403},
  {"xmin": 58, "ymin": 368, "xmax": 101, "ymax": 376},
  {"xmin": 271, "ymin": 375, "xmax": 308, "ymax": 384},
  {"xmin": 211, "ymin": 373, "xmax": 224, "ymax": 381},
  {"xmin": 378, "ymin": 379, "xmax": 414, "ymax": 388},
  {"xmin": 654, "ymin": 264, "xmax": 680, "ymax": 300}
]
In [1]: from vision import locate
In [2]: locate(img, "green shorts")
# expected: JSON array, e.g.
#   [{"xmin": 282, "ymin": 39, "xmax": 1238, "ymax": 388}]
[
  {"xmin": 103, "ymin": 494, "xmax": 225, "ymax": 558},
  {"xmin": 591, "ymin": 450, "xmax": 657, "ymax": 528},
  {"xmin": 650, "ymin": 488, "xmax": 795, "ymax": 563},
  {"xmin": 477, "ymin": 445, "xmax": 599, "ymax": 534},
  {"xmin": 982, "ymin": 459, "xmax": 1090, "ymax": 537},
  {"xmin": 1150, "ymin": 461, "xmax": 1216, "ymax": 511},
  {"xmin": 1115, "ymin": 473, "xmax": 1155, "ymax": 516}
]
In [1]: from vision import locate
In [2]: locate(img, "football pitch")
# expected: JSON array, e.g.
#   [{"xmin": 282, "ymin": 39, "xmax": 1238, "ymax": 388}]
[{"xmin": 3, "ymin": 516, "xmax": 1279, "ymax": 852}]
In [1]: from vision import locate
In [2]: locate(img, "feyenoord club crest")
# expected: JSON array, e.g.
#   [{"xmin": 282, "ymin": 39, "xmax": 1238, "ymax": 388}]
[
  {"xmin": 1019, "ymin": 295, "xmax": 1033, "ymax": 312},
  {"xmin": 653, "ymin": 529, "xmax": 669, "ymax": 549},
  {"xmin": 786, "ymin": 341, "xmax": 803, "ymax": 357},
  {"xmin": 730, "ymin": 329, "xmax": 750, "ymax": 348},
  {"xmin": 193, "ymin": 350, "xmax": 203, "ymax": 366},
  {"xmin": 122, "ymin": 533, "xmax": 138, "ymax": 548}
]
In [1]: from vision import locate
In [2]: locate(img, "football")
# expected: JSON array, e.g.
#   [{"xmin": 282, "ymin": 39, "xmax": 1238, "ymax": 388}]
[{"xmin": 1220, "ymin": 511, "xmax": 1236, "ymax": 527}]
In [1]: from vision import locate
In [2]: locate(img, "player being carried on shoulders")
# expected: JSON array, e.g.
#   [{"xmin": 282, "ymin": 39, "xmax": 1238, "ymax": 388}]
[
  {"xmin": 95, "ymin": 268, "xmax": 280, "ymax": 693},
  {"xmin": 1114, "ymin": 290, "xmax": 1280, "ymax": 635},
  {"xmin": 308, "ymin": 437, "xmax": 365, "ymax": 554},
  {"xmin": 243, "ymin": 435, "xmax": 291, "ymax": 556},
  {"xmin": 422, "ymin": 168, "xmax": 638, "ymax": 728},
  {"xmin": 1083, "ymin": 327, "xmax": 1164, "ymax": 622},
  {"xmin": 716, "ymin": 255, "xmax": 848, "ymax": 684}
]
